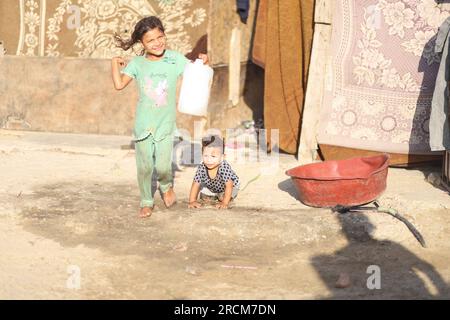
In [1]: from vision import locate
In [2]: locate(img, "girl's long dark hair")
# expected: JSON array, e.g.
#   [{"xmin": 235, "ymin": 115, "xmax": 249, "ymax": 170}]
[{"xmin": 115, "ymin": 16, "xmax": 165, "ymax": 55}]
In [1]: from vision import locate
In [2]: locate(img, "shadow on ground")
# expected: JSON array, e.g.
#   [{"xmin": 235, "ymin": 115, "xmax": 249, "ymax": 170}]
[
  {"xmin": 16, "ymin": 181, "xmax": 450, "ymax": 299},
  {"xmin": 311, "ymin": 212, "xmax": 449, "ymax": 299},
  {"xmin": 278, "ymin": 179, "xmax": 299, "ymax": 200},
  {"xmin": 19, "ymin": 181, "xmax": 317, "ymax": 265}
]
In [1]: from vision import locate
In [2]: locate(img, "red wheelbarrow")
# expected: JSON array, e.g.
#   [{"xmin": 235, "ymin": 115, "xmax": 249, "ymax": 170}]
[
  {"xmin": 286, "ymin": 154, "xmax": 426, "ymax": 247},
  {"xmin": 286, "ymin": 154, "xmax": 389, "ymax": 208}
]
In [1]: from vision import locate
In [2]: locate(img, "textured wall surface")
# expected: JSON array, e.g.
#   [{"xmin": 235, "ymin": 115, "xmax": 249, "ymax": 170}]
[
  {"xmin": 209, "ymin": 0, "xmax": 258, "ymax": 65},
  {"xmin": 0, "ymin": 55, "xmax": 136, "ymax": 134},
  {"xmin": 0, "ymin": 55, "xmax": 262, "ymax": 135}
]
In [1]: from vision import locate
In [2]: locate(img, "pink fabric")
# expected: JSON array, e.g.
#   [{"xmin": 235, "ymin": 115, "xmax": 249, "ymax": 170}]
[{"xmin": 318, "ymin": 0, "xmax": 450, "ymax": 154}]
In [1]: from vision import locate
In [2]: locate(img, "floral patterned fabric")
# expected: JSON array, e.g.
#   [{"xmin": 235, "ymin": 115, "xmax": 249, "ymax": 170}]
[
  {"xmin": 318, "ymin": 0, "xmax": 450, "ymax": 154},
  {"xmin": 1, "ymin": 0, "xmax": 208, "ymax": 58}
]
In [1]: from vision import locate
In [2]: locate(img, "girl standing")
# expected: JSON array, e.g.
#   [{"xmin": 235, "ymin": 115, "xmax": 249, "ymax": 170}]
[{"xmin": 111, "ymin": 16, "xmax": 208, "ymax": 218}]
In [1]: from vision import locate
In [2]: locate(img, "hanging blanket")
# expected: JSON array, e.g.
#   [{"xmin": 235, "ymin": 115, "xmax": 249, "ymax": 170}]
[
  {"xmin": 318, "ymin": 0, "xmax": 450, "ymax": 154},
  {"xmin": 0, "ymin": 0, "xmax": 208, "ymax": 58},
  {"xmin": 263, "ymin": 0, "xmax": 314, "ymax": 154}
]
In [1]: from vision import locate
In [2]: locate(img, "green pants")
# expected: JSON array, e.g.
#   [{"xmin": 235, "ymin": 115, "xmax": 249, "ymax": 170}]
[{"xmin": 135, "ymin": 133, "xmax": 174, "ymax": 208}]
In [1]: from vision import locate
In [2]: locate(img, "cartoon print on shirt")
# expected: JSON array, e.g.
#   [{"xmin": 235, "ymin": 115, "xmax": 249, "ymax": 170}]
[{"xmin": 143, "ymin": 77, "xmax": 168, "ymax": 108}]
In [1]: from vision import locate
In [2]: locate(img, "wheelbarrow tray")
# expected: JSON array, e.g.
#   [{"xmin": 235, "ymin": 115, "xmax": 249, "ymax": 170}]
[{"xmin": 286, "ymin": 154, "xmax": 389, "ymax": 208}]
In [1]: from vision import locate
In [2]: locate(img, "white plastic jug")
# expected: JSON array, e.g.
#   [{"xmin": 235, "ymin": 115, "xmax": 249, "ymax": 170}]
[{"xmin": 178, "ymin": 59, "xmax": 214, "ymax": 117}]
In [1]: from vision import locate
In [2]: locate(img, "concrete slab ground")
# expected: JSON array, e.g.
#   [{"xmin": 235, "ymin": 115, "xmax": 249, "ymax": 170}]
[{"xmin": 0, "ymin": 129, "xmax": 449, "ymax": 299}]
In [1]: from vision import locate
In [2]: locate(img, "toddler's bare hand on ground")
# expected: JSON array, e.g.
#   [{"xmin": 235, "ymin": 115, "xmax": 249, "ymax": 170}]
[
  {"xmin": 188, "ymin": 201, "xmax": 202, "ymax": 209},
  {"xmin": 216, "ymin": 202, "xmax": 229, "ymax": 210}
]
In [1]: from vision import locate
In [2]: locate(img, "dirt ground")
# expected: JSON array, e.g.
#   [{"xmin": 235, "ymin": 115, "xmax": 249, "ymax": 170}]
[{"xmin": 0, "ymin": 129, "xmax": 449, "ymax": 299}]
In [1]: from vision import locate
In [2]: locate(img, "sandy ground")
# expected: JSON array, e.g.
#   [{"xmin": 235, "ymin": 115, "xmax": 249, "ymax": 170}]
[{"xmin": 0, "ymin": 129, "xmax": 449, "ymax": 299}]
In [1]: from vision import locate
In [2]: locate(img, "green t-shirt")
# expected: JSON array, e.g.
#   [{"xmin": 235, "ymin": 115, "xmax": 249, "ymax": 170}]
[{"xmin": 121, "ymin": 50, "xmax": 189, "ymax": 141}]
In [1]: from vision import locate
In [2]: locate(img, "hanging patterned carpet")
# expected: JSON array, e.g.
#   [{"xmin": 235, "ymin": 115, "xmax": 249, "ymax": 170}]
[
  {"xmin": 0, "ymin": 0, "xmax": 208, "ymax": 58},
  {"xmin": 318, "ymin": 0, "xmax": 450, "ymax": 161}
]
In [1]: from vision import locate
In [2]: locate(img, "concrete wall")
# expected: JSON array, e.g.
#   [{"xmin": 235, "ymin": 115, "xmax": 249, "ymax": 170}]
[
  {"xmin": 209, "ymin": 62, "xmax": 264, "ymax": 129},
  {"xmin": 0, "ymin": 55, "xmax": 135, "ymax": 135},
  {"xmin": 209, "ymin": 0, "xmax": 259, "ymax": 65},
  {"xmin": 0, "ymin": 55, "xmax": 263, "ymax": 136}
]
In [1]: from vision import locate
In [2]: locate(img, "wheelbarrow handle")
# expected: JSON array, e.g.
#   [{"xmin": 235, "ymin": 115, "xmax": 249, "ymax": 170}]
[{"xmin": 332, "ymin": 203, "xmax": 427, "ymax": 248}]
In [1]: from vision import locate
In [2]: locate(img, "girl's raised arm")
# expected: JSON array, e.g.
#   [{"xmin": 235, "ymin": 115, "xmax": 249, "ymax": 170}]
[{"xmin": 111, "ymin": 57, "xmax": 133, "ymax": 90}]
